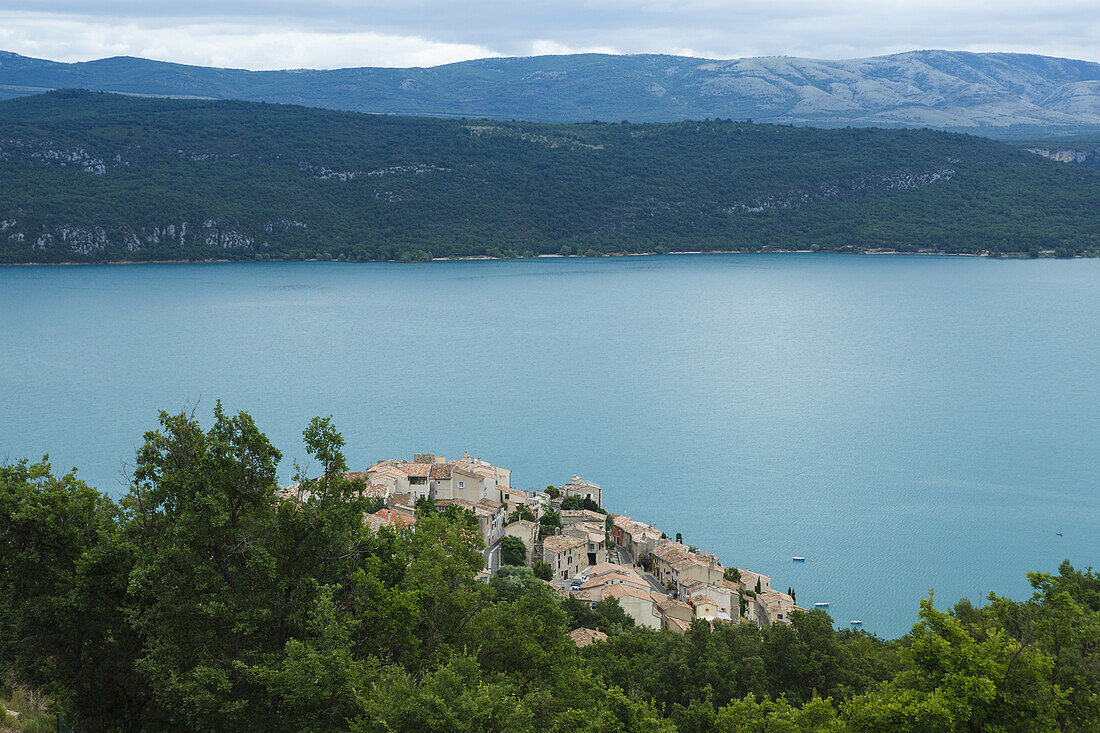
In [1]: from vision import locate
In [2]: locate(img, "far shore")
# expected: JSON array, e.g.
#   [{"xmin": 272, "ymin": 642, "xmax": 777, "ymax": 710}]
[{"xmin": 0, "ymin": 248, "xmax": 1077, "ymax": 267}]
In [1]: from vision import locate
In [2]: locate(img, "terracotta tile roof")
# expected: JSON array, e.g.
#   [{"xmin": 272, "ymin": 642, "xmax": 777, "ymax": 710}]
[
  {"xmin": 401, "ymin": 463, "xmax": 432, "ymax": 478},
  {"xmin": 738, "ymin": 569, "xmax": 770, "ymax": 591},
  {"xmin": 579, "ymin": 573, "xmax": 646, "ymax": 590},
  {"xmin": 587, "ymin": 562, "xmax": 636, "ymax": 577},
  {"xmin": 365, "ymin": 507, "xmax": 416, "ymax": 531},
  {"xmin": 363, "ymin": 513, "xmax": 389, "ymax": 533},
  {"xmin": 758, "ymin": 590, "xmax": 795, "ymax": 607},
  {"xmin": 568, "ymin": 588, "xmax": 596, "ymax": 602},
  {"xmin": 561, "ymin": 509, "xmax": 606, "ymax": 523},
  {"xmin": 666, "ymin": 616, "xmax": 692, "ymax": 633},
  {"xmin": 564, "ymin": 523, "xmax": 606, "ymax": 544},
  {"xmin": 671, "ymin": 556, "xmax": 699, "ymax": 571},
  {"xmin": 602, "ymin": 585, "xmax": 657, "ymax": 603},
  {"xmin": 367, "ymin": 461, "xmax": 407, "ymax": 477},
  {"xmin": 569, "ymin": 627, "xmax": 608, "ymax": 647},
  {"xmin": 656, "ymin": 597, "xmax": 692, "ymax": 614},
  {"xmin": 429, "ymin": 464, "xmax": 453, "ymax": 480},
  {"xmin": 358, "ymin": 483, "xmax": 389, "ymax": 499},
  {"xmin": 542, "ymin": 534, "xmax": 587, "ymax": 554},
  {"xmin": 454, "ymin": 461, "xmax": 497, "ymax": 479},
  {"xmin": 435, "ymin": 498, "xmax": 475, "ymax": 509},
  {"xmin": 653, "ymin": 541, "xmax": 692, "ymax": 563}
]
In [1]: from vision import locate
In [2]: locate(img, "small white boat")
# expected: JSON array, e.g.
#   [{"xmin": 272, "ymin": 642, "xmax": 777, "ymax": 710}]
[
  {"xmin": 814, "ymin": 602, "xmax": 829, "ymax": 607},
  {"xmin": 850, "ymin": 620, "xmax": 863, "ymax": 625},
  {"xmin": 792, "ymin": 556, "xmax": 806, "ymax": 562}
]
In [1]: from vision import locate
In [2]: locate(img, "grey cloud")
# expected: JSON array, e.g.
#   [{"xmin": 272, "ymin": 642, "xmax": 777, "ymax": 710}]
[{"xmin": 1, "ymin": 1, "xmax": 1098, "ymax": 67}]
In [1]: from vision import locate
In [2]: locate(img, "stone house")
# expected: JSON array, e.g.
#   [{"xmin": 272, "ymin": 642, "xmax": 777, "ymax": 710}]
[
  {"xmin": 569, "ymin": 627, "xmax": 608, "ymax": 647},
  {"xmin": 752, "ymin": 589, "xmax": 803, "ymax": 627},
  {"xmin": 611, "ymin": 515, "xmax": 662, "ymax": 560},
  {"xmin": 561, "ymin": 509, "xmax": 607, "ymax": 526},
  {"xmin": 366, "ymin": 452, "xmax": 511, "ymax": 504},
  {"xmin": 652, "ymin": 540, "xmax": 726, "ymax": 593},
  {"xmin": 737, "ymin": 568, "xmax": 772, "ymax": 595},
  {"xmin": 569, "ymin": 563, "xmax": 667, "ymax": 629},
  {"xmin": 543, "ymin": 534, "xmax": 588, "ymax": 580},
  {"xmin": 600, "ymin": 585, "xmax": 665, "ymax": 629},
  {"xmin": 562, "ymin": 475, "xmax": 602, "ymax": 506},
  {"xmin": 434, "ymin": 497, "xmax": 506, "ymax": 548},
  {"xmin": 681, "ymin": 579, "xmax": 739, "ymax": 622},
  {"xmin": 563, "ymin": 520, "xmax": 608, "ymax": 566},
  {"xmin": 503, "ymin": 519, "xmax": 539, "ymax": 565},
  {"xmin": 656, "ymin": 597, "xmax": 694, "ymax": 633},
  {"xmin": 363, "ymin": 507, "xmax": 416, "ymax": 534}
]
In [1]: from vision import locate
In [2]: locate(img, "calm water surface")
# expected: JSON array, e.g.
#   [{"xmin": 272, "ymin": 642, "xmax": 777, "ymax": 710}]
[{"xmin": 1, "ymin": 254, "xmax": 1097, "ymax": 637}]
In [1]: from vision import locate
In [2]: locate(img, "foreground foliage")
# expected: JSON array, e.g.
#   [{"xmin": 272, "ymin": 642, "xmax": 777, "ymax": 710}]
[
  {"xmin": 1, "ymin": 405, "xmax": 1098, "ymax": 731},
  {"xmin": 1, "ymin": 90, "xmax": 1099, "ymax": 264}
]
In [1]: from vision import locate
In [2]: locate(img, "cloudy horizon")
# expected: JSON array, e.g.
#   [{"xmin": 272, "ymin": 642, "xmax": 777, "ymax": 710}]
[{"xmin": 1, "ymin": 2, "xmax": 1098, "ymax": 70}]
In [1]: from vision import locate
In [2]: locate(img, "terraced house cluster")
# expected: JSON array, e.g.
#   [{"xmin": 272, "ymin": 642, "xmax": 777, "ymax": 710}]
[{"xmin": 301, "ymin": 452, "xmax": 803, "ymax": 635}]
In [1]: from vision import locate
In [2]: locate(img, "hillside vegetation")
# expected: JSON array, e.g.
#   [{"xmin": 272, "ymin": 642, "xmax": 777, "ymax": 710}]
[
  {"xmin": 2, "ymin": 50, "xmax": 1100, "ymax": 135},
  {"xmin": 1, "ymin": 90, "xmax": 1098, "ymax": 264},
  {"xmin": 2, "ymin": 405, "xmax": 1099, "ymax": 731}
]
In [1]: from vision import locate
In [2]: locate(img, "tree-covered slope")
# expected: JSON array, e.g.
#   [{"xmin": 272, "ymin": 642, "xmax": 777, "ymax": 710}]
[
  {"xmin": 1, "ymin": 89, "xmax": 1098, "ymax": 264},
  {"xmin": 3, "ymin": 407, "xmax": 1099, "ymax": 731},
  {"xmin": 3, "ymin": 49, "xmax": 1100, "ymax": 135}
]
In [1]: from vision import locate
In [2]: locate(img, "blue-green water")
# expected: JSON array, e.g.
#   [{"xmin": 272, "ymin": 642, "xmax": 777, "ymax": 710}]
[{"xmin": 1, "ymin": 254, "xmax": 1097, "ymax": 637}]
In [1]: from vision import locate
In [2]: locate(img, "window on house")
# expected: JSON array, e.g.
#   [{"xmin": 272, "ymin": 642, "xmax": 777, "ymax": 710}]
[{"xmin": 458, "ymin": 481, "xmax": 465, "ymax": 488}]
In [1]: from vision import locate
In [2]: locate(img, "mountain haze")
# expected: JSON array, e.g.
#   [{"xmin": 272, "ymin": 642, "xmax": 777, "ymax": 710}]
[{"xmin": 2, "ymin": 50, "xmax": 1100, "ymax": 136}]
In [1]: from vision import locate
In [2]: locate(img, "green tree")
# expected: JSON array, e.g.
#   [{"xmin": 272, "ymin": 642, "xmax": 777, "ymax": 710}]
[
  {"xmin": 534, "ymin": 561, "xmax": 554, "ymax": 581},
  {"xmin": 539, "ymin": 509, "xmax": 561, "ymax": 539},
  {"xmin": 501, "ymin": 535, "xmax": 528, "ymax": 566},
  {"xmin": 843, "ymin": 593, "xmax": 1065, "ymax": 732},
  {"xmin": 122, "ymin": 405, "xmax": 378, "ymax": 730},
  {"xmin": 560, "ymin": 495, "xmax": 606, "ymax": 514},
  {"xmin": 507, "ymin": 505, "xmax": 537, "ymax": 524},
  {"xmin": 0, "ymin": 458, "xmax": 143, "ymax": 729}
]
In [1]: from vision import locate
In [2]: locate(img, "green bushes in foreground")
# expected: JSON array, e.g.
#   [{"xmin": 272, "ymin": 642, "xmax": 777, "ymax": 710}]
[{"xmin": 1, "ymin": 404, "xmax": 1098, "ymax": 731}]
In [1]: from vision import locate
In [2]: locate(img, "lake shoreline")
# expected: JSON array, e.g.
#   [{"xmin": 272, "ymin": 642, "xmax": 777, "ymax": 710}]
[{"xmin": 0, "ymin": 249, "xmax": 1066, "ymax": 267}]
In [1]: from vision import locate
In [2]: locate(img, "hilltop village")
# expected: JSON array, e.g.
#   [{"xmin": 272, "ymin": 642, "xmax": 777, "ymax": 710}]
[{"xmin": 284, "ymin": 452, "xmax": 804, "ymax": 636}]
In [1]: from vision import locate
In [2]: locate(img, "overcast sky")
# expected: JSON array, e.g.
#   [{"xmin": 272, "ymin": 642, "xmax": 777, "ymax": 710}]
[{"xmin": 1, "ymin": 1, "xmax": 1097, "ymax": 70}]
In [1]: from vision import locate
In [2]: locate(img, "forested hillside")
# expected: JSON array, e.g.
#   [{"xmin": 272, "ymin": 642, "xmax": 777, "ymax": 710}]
[
  {"xmin": 1, "ymin": 89, "xmax": 1099, "ymax": 264},
  {"xmin": 2, "ymin": 406, "xmax": 1099, "ymax": 731}
]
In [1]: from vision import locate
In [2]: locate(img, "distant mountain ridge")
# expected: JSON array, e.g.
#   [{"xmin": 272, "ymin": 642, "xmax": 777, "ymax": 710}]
[{"xmin": 2, "ymin": 49, "xmax": 1100, "ymax": 137}]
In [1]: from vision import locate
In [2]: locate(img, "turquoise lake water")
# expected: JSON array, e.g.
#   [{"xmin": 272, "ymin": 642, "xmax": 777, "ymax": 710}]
[{"xmin": 1, "ymin": 254, "xmax": 1097, "ymax": 637}]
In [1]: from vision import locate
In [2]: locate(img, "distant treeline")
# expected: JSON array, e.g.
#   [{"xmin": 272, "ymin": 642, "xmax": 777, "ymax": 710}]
[
  {"xmin": 0, "ymin": 89, "xmax": 1098, "ymax": 264},
  {"xmin": 2, "ymin": 405, "xmax": 1099, "ymax": 731}
]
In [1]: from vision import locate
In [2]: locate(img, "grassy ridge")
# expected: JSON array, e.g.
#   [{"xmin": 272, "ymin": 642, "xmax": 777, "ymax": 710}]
[{"xmin": 1, "ymin": 89, "xmax": 1098, "ymax": 264}]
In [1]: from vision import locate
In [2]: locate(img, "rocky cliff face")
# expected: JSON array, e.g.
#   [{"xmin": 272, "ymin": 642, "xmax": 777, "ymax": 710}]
[
  {"xmin": 6, "ymin": 218, "xmax": 296, "ymax": 259},
  {"xmin": 1025, "ymin": 147, "xmax": 1100, "ymax": 168}
]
